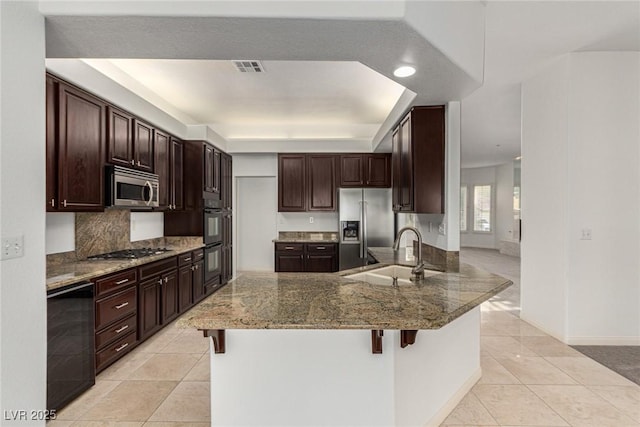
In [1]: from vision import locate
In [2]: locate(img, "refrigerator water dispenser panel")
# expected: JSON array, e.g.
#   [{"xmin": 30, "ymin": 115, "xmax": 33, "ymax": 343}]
[{"xmin": 341, "ymin": 221, "xmax": 360, "ymax": 242}]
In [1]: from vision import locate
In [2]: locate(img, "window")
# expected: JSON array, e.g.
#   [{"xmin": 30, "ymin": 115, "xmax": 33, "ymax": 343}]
[
  {"xmin": 460, "ymin": 186, "xmax": 468, "ymax": 231},
  {"xmin": 473, "ymin": 185, "xmax": 492, "ymax": 232}
]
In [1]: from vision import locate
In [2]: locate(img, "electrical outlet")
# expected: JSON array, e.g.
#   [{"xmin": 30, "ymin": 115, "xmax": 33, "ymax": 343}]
[
  {"xmin": 581, "ymin": 228, "xmax": 592, "ymax": 240},
  {"xmin": 309, "ymin": 216, "xmax": 314, "ymax": 224},
  {"xmin": 1, "ymin": 236, "xmax": 24, "ymax": 260},
  {"xmin": 438, "ymin": 223, "xmax": 446, "ymax": 235}
]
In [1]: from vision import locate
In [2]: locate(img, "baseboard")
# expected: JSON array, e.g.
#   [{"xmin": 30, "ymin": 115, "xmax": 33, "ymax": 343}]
[
  {"xmin": 566, "ymin": 336, "xmax": 640, "ymax": 346},
  {"xmin": 518, "ymin": 314, "xmax": 566, "ymax": 342},
  {"xmin": 423, "ymin": 367, "xmax": 482, "ymax": 427}
]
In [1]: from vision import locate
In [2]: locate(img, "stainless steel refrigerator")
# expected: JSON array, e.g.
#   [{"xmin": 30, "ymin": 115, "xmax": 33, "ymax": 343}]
[{"xmin": 338, "ymin": 188, "xmax": 394, "ymax": 270}]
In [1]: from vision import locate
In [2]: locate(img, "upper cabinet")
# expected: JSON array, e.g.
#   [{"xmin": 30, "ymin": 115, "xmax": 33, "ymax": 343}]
[
  {"xmin": 221, "ymin": 153, "xmax": 232, "ymax": 211},
  {"xmin": 154, "ymin": 129, "xmax": 170, "ymax": 208},
  {"xmin": 170, "ymin": 137, "xmax": 184, "ymax": 211},
  {"xmin": 339, "ymin": 153, "xmax": 390, "ymax": 188},
  {"xmin": 106, "ymin": 105, "xmax": 153, "ymax": 172},
  {"xmin": 278, "ymin": 154, "xmax": 337, "ymax": 212},
  {"xmin": 391, "ymin": 105, "xmax": 445, "ymax": 214},
  {"xmin": 48, "ymin": 79, "xmax": 106, "ymax": 211}
]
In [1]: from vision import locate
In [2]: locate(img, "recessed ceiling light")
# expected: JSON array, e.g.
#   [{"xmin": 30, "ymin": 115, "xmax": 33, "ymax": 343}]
[{"xmin": 393, "ymin": 66, "xmax": 416, "ymax": 78}]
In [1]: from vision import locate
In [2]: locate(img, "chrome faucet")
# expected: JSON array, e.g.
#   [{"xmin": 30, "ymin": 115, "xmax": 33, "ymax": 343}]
[{"xmin": 392, "ymin": 226, "xmax": 425, "ymax": 282}]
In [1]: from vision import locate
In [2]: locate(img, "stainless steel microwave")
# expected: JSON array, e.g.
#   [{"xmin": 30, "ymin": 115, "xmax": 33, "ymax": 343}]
[{"xmin": 106, "ymin": 165, "xmax": 159, "ymax": 208}]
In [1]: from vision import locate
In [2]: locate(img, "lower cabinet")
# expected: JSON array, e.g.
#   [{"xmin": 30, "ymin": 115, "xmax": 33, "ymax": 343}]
[
  {"xmin": 275, "ymin": 243, "xmax": 338, "ymax": 272},
  {"xmin": 94, "ymin": 268, "xmax": 138, "ymax": 373},
  {"xmin": 137, "ymin": 257, "xmax": 178, "ymax": 342}
]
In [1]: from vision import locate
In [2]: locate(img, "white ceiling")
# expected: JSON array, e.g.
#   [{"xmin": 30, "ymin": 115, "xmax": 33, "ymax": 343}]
[
  {"xmin": 83, "ymin": 59, "xmax": 407, "ymax": 142},
  {"xmin": 43, "ymin": 1, "xmax": 639, "ymax": 166}
]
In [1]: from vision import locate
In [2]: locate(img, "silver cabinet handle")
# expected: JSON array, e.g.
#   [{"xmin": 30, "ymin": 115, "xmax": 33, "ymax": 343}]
[
  {"xmin": 50, "ymin": 198, "xmax": 55, "ymax": 207},
  {"xmin": 191, "ymin": 266, "xmax": 195, "ymax": 271},
  {"xmin": 63, "ymin": 200, "xmax": 67, "ymax": 207},
  {"xmin": 115, "ymin": 279, "xmax": 129, "ymax": 285},
  {"xmin": 137, "ymin": 160, "xmax": 141, "ymax": 166},
  {"xmin": 285, "ymin": 246, "xmax": 295, "ymax": 250},
  {"xmin": 114, "ymin": 302, "xmax": 129, "ymax": 309},
  {"xmin": 115, "ymin": 343, "xmax": 129, "ymax": 352},
  {"xmin": 131, "ymin": 159, "xmax": 135, "ymax": 165},
  {"xmin": 115, "ymin": 325, "xmax": 129, "ymax": 333},
  {"xmin": 184, "ymin": 257, "xmax": 191, "ymax": 262},
  {"xmin": 164, "ymin": 277, "xmax": 168, "ymax": 283},
  {"xmin": 316, "ymin": 246, "xmax": 326, "ymax": 250},
  {"xmin": 195, "ymin": 265, "xmax": 198, "ymax": 270},
  {"xmin": 158, "ymin": 279, "xmax": 163, "ymax": 285}
]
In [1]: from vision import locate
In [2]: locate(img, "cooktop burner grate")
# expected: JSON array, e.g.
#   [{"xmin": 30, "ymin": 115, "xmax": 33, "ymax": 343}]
[{"xmin": 87, "ymin": 248, "xmax": 171, "ymax": 260}]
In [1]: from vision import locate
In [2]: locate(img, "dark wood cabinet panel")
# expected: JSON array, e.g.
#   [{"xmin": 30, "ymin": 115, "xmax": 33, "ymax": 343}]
[
  {"xmin": 221, "ymin": 153, "xmax": 232, "ymax": 210},
  {"xmin": 392, "ymin": 128, "xmax": 401, "ymax": 210},
  {"xmin": 133, "ymin": 119, "xmax": 154, "ymax": 172},
  {"xmin": 365, "ymin": 154, "xmax": 391, "ymax": 187},
  {"xmin": 138, "ymin": 277, "xmax": 161, "ymax": 341},
  {"xmin": 278, "ymin": 154, "xmax": 306, "ymax": 211},
  {"xmin": 46, "ymin": 75, "xmax": 58, "ymax": 211},
  {"xmin": 58, "ymin": 82, "xmax": 106, "ymax": 211},
  {"xmin": 339, "ymin": 153, "xmax": 390, "ymax": 188},
  {"xmin": 213, "ymin": 150, "xmax": 221, "ymax": 195},
  {"xmin": 192, "ymin": 260, "xmax": 204, "ymax": 303},
  {"xmin": 275, "ymin": 243, "xmax": 338, "ymax": 272},
  {"xmin": 160, "ymin": 270, "xmax": 178, "ymax": 324},
  {"xmin": 171, "ymin": 138, "xmax": 184, "ymax": 210},
  {"xmin": 154, "ymin": 129, "xmax": 170, "ymax": 208},
  {"xmin": 391, "ymin": 106, "xmax": 445, "ymax": 214},
  {"xmin": 339, "ymin": 154, "xmax": 365, "ymax": 187},
  {"xmin": 107, "ymin": 106, "xmax": 134, "ymax": 168},
  {"xmin": 178, "ymin": 266, "xmax": 192, "ymax": 313},
  {"xmin": 204, "ymin": 144, "xmax": 215, "ymax": 193},
  {"xmin": 307, "ymin": 154, "xmax": 337, "ymax": 211}
]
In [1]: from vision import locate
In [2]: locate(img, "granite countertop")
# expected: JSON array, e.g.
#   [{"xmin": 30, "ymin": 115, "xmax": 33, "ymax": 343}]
[
  {"xmin": 273, "ymin": 231, "xmax": 339, "ymax": 243},
  {"xmin": 178, "ymin": 263, "xmax": 512, "ymax": 331},
  {"xmin": 46, "ymin": 243, "xmax": 205, "ymax": 292}
]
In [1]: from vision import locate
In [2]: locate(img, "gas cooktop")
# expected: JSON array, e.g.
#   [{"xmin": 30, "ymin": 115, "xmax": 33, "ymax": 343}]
[{"xmin": 87, "ymin": 248, "xmax": 171, "ymax": 260}]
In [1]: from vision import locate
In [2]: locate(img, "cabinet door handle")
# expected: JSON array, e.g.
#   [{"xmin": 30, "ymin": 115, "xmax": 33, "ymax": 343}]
[
  {"xmin": 285, "ymin": 246, "xmax": 295, "ymax": 250},
  {"xmin": 137, "ymin": 161, "xmax": 141, "ymax": 167},
  {"xmin": 130, "ymin": 159, "xmax": 135, "ymax": 165},
  {"xmin": 184, "ymin": 257, "xmax": 191, "ymax": 262},
  {"xmin": 115, "ymin": 325, "xmax": 129, "ymax": 334},
  {"xmin": 114, "ymin": 302, "xmax": 129, "ymax": 310},
  {"xmin": 158, "ymin": 279, "xmax": 163, "ymax": 285},
  {"xmin": 115, "ymin": 279, "xmax": 129, "ymax": 285},
  {"xmin": 50, "ymin": 198, "xmax": 55, "ymax": 207},
  {"xmin": 63, "ymin": 200, "xmax": 67, "ymax": 208},
  {"xmin": 191, "ymin": 266, "xmax": 195, "ymax": 271},
  {"xmin": 115, "ymin": 343, "xmax": 129, "ymax": 352},
  {"xmin": 316, "ymin": 246, "xmax": 326, "ymax": 250},
  {"xmin": 164, "ymin": 277, "xmax": 168, "ymax": 283}
]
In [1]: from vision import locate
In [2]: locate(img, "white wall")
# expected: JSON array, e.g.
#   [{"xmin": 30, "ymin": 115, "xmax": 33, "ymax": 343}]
[
  {"xmin": 521, "ymin": 52, "xmax": 640, "ymax": 344},
  {"xmin": 0, "ymin": 2, "xmax": 47, "ymax": 422},
  {"xmin": 277, "ymin": 213, "xmax": 338, "ymax": 232},
  {"xmin": 495, "ymin": 162, "xmax": 515, "ymax": 244}
]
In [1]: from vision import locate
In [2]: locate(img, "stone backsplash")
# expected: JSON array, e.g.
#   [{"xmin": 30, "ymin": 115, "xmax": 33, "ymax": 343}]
[{"xmin": 47, "ymin": 210, "xmax": 202, "ymax": 265}]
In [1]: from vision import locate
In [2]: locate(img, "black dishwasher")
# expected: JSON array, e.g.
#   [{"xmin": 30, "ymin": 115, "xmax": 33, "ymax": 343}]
[{"xmin": 47, "ymin": 282, "xmax": 95, "ymax": 411}]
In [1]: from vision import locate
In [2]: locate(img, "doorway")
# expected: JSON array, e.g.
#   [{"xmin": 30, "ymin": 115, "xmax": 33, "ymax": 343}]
[{"xmin": 236, "ymin": 177, "xmax": 277, "ymax": 271}]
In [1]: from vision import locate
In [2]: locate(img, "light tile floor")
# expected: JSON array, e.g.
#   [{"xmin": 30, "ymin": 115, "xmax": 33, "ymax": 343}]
[{"xmin": 48, "ymin": 248, "xmax": 640, "ymax": 426}]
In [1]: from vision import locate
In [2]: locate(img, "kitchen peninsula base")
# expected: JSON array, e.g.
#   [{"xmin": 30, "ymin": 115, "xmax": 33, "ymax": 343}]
[{"xmin": 205, "ymin": 307, "xmax": 481, "ymax": 427}]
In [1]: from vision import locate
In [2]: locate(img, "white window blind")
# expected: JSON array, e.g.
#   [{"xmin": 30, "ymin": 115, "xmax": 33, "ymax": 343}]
[
  {"xmin": 473, "ymin": 185, "xmax": 491, "ymax": 232},
  {"xmin": 460, "ymin": 186, "xmax": 468, "ymax": 231}
]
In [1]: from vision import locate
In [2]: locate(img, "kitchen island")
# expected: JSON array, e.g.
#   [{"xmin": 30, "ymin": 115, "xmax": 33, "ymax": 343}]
[{"xmin": 179, "ymin": 263, "xmax": 511, "ymax": 426}]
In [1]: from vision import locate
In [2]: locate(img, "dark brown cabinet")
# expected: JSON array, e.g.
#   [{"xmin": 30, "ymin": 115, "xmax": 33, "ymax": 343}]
[
  {"xmin": 307, "ymin": 154, "xmax": 337, "ymax": 211},
  {"xmin": 339, "ymin": 154, "xmax": 390, "ymax": 188},
  {"xmin": 221, "ymin": 153, "xmax": 233, "ymax": 211},
  {"xmin": 274, "ymin": 242, "xmax": 338, "ymax": 272},
  {"xmin": 177, "ymin": 249, "xmax": 204, "ymax": 312},
  {"xmin": 278, "ymin": 154, "xmax": 337, "ymax": 212},
  {"xmin": 93, "ymin": 268, "xmax": 138, "ymax": 372},
  {"xmin": 392, "ymin": 106, "xmax": 445, "ymax": 213},
  {"xmin": 155, "ymin": 132, "xmax": 183, "ymax": 210},
  {"xmin": 278, "ymin": 154, "xmax": 307, "ymax": 212},
  {"xmin": 106, "ymin": 106, "xmax": 154, "ymax": 172},
  {"xmin": 56, "ymin": 81, "xmax": 106, "ymax": 211},
  {"xmin": 137, "ymin": 257, "xmax": 178, "ymax": 341},
  {"xmin": 46, "ymin": 75, "xmax": 58, "ymax": 211},
  {"xmin": 133, "ymin": 119, "xmax": 154, "ymax": 172},
  {"xmin": 203, "ymin": 144, "xmax": 221, "ymax": 203}
]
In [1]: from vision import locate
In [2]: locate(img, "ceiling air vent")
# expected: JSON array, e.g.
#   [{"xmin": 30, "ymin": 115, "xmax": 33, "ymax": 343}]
[{"xmin": 232, "ymin": 60, "xmax": 265, "ymax": 73}]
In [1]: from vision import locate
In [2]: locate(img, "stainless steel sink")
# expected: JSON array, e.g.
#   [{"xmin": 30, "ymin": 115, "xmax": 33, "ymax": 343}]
[{"xmin": 345, "ymin": 265, "xmax": 440, "ymax": 285}]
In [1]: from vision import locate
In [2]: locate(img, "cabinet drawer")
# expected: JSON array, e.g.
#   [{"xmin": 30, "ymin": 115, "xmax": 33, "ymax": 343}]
[
  {"xmin": 95, "ymin": 313, "xmax": 137, "ymax": 350},
  {"xmin": 95, "ymin": 269, "xmax": 137, "ymax": 297},
  {"xmin": 275, "ymin": 243, "xmax": 304, "ymax": 252},
  {"xmin": 96, "ymin": 330, "xmax": 137, "ymax": 372},
  {"xmin": 139, "ymin": 256, "xmax": 177, "ymax": 280},
  {"xmin": 306, "ymin": 243, "xmax": 337, "ymax": 253},
  {"xmin": 192, "ymin": 249, "xmax": 204, "ymax": 262},
  {"xmin": 96, "ymin": 287, "xmax": 137, "ymax": 330},
  {"xmin": 178, "ymin": 253, "xmax": 194, "ymax": 267}
]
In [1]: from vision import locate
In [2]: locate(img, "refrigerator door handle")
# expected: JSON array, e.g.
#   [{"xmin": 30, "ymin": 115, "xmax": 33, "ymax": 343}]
[{"xmin": 361, "ymin": 200, "xmax": 368, "ymax": 260}]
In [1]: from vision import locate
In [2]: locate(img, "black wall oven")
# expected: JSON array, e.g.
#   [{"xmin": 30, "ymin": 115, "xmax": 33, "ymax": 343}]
[
  {"xmin": 204, "ymin": 208, "xmax": 222, "ymax": 246},
  {"xmin": 204, "ymin": 243, "xmax": 222, "ymax": 283}
]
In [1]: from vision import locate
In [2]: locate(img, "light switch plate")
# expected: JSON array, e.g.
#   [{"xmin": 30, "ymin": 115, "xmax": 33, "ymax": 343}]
[{"xmin": 1, "ymin": 236, "xmax": 24, "ymax": 260}]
